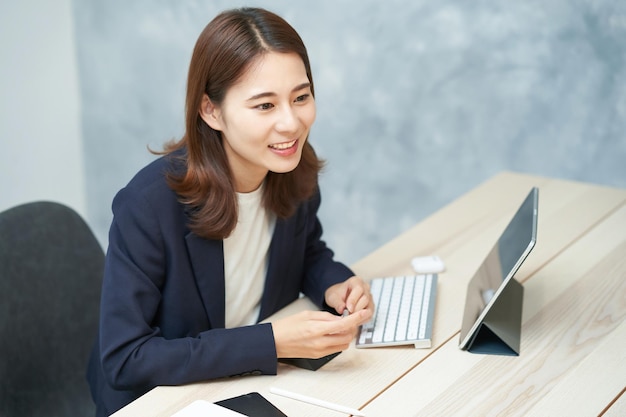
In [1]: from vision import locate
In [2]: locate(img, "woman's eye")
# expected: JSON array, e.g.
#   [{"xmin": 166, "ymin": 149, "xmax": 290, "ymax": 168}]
[
  {"xmin": 294, "ymin": 94, "xmax": 310, "ymax": 103},
  {"xmin": 256, "ymin": 103, "xmax": 274, "ymax": 110}
]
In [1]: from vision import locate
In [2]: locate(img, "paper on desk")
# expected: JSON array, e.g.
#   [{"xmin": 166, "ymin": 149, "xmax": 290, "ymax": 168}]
[{"xmin": 170, "ymin": 400, "xmax": 247, "ymax": 417}]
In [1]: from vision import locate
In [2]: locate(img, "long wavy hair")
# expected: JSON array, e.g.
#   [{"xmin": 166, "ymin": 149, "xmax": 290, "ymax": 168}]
[{"xmin": 156, "ymin": 7, "xmax": 323, "ymax": 239}]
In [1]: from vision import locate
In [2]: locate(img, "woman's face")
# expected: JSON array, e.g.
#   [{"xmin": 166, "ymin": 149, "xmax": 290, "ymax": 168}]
[{"xmin": 201, "ymin": 51, "xmax": 316, "ymax": 193}]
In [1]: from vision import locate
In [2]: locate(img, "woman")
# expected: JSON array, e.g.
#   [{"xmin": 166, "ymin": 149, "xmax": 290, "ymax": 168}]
[{"xmin": 87, "ymin": 7, "xmax": 373, "ymax": 416}]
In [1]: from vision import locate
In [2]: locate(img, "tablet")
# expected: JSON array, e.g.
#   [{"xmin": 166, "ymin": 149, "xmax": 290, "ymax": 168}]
[
  {"xmin": 216, "ymin": 392, "xmax": 288, "ymax": 417},
  {"xmin": 459, "ymin": 187, "xmax": 538, "ymax": 353}
]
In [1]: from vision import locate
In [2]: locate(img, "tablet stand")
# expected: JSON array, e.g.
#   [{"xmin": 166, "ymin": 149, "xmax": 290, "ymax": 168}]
[{"xmin": 466, "ymin": 278, "xmax": 524, "ymax": 356}]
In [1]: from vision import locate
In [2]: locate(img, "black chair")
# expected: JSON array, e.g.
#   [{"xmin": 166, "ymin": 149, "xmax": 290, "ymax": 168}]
[{"xmin": 0, "ymin": 201, "xmax": 104, "ymax": 417}]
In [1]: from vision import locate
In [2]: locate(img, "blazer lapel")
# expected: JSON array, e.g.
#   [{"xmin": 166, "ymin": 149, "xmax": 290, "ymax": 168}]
[
  {"xmin": 185, "ymin": 232, "xmax": 226, "ymax": 329},
  {"xmin": 259, "ymin": 218, "xmax": 291, "ymax": 320}
]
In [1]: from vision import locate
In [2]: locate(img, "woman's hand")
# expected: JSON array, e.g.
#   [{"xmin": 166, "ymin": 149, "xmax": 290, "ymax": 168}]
[
  {"xmin": 324, "ymin": 276, "xmax": 374, "ymax": 317},
  {"xmin": 272, "ymin": 309, "xmax": 371, "ymax": 359},
  {"xmin": 271, "ymin": 276, "xmax": 374, "ymax": 359}
]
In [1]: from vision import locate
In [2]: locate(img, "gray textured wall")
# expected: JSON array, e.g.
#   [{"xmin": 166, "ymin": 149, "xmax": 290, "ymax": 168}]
[
  {"xmin": 1, "ymin": 0, "xmax": 85, "ymax": 217},
  {"xmin": 73, "ymin": 0, "xmax": 626, "ymax": 265}
]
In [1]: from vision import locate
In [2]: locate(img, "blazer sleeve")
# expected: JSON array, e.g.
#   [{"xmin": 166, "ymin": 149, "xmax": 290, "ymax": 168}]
[
  {"xmin": 299, "ymin": 190, "xmax": 355, "ymax": 309},
  {"xmin": 99, "ymin": 186, "xmax": 278, "ymax": 391}
]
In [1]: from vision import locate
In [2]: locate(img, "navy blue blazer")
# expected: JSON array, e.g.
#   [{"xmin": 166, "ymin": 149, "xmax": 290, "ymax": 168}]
[{"xmin": 86, "ymin": 153, "xmax": 354, "ymax": 416}]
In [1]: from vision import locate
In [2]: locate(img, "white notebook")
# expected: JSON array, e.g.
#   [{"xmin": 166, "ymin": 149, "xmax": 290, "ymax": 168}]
[{"xmin": 171, "ymin": 400, "xmax": 246, "ymax": 417}]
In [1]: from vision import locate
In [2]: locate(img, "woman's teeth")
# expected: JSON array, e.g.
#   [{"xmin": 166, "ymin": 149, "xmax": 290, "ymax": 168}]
[{"xmin": 269, "ymin": 140, "xmax": 296, "ymax": 150}]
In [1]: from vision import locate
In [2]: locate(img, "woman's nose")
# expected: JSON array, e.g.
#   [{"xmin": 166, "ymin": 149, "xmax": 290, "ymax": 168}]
[{"xmin": 275, "ymin": 105, "xmax": 299, "ymax": 133}]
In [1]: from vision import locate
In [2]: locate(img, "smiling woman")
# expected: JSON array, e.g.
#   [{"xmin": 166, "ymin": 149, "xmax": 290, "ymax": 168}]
[
  {"xmin": 85, "ymin": 7, "xmax": 374, "ymax": 417},
  {"xmin": 199, "ymin": 52, "xmax": 317, "ymax": 193},
  {"xmin": 158, "ymin": 8, "xmax": 322, "ymax": 238}
]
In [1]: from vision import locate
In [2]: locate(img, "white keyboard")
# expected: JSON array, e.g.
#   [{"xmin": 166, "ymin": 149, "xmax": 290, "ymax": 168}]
[{"xmin": 356, "ymin": 274, "xmax": 437, "ymax": 348}]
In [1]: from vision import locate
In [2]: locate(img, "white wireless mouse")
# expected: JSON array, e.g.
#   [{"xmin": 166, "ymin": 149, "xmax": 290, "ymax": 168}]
[{"xmin": 411, "ymin": 255, "xmax": 446, "ymax": 274}]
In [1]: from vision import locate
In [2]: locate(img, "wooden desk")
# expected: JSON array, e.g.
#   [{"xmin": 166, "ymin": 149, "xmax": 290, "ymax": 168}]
[{"xmin": 111, "ymin": 172, "xmax": 626, "ymax": 417}]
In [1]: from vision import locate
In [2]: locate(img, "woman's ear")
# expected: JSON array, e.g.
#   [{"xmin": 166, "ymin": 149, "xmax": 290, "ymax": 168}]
[{"xmin": 199, "ymin": 94, "xmax": 223, "ymax": 131}]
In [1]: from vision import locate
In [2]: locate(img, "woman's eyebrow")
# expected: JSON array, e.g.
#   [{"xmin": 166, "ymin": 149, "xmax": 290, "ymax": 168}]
[
  {"xmin": 292, "ymin": 82, "xmax": 312, "ymax": 92},
  {"xmin": 246, "ymin": 82, "xmax": 311, "ymax": 101}
]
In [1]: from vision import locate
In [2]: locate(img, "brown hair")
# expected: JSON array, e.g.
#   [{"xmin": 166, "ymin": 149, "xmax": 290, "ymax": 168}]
[{"xmin": 157, "ymin": 7, "xmax": 323, "ymax": 240}]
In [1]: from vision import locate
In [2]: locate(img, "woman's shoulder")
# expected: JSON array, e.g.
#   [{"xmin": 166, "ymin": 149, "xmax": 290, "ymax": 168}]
[
  {"xmin": 113, "ymin": 150, "xmax": 186, "ymax": 211},
  {"xmin": 126, "ymin": 150, "xmax": 185, "ymax": 194}
]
